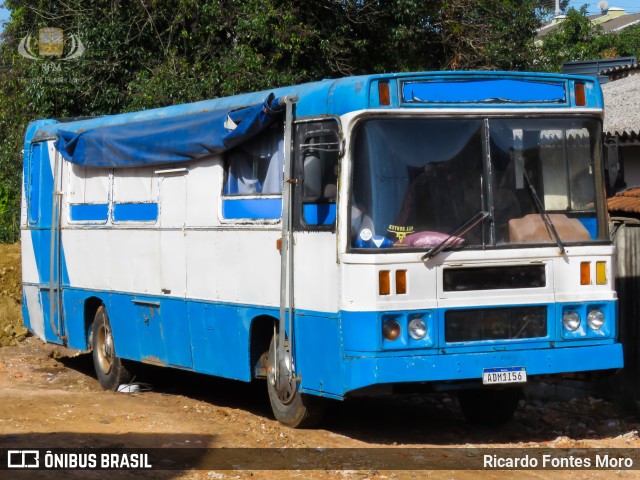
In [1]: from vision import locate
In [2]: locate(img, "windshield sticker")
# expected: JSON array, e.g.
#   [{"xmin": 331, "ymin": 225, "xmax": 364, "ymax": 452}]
[
  {"xmin": 388, "ymin": 225, "xmax": 414, "ymax": 244},
  {"xmin": 359, "ymin": 228, "xmax": 373, "ymax": 242}
]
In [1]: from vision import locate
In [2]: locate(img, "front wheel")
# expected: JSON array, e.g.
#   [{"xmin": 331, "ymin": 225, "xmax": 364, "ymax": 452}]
[
  {"xmin": 458, "ymin": 388, "xmax": 522, "ymax": 426},
  {"xmin": 266, "ymin": 336, "xmax": 326, "ymax": 428},
  {"xmin": 92, "ymin": 306, "xmax": 131, "ymax": 391}
]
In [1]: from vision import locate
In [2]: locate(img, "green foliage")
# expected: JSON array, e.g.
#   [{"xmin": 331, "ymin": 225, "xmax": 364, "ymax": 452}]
[
  {"xmin": 535, "ymin": 6, "xmax": 640, "ymax": 72},
  {"xmin": 0, "ymin": 12, "xmax": 32, "ymax": 242},
  {"xmin": 614, "ymin": 24, "xmax": 640, "ymax": 59},
  {"xmin": 2, "ymin": 0, "xmax": 546, "ymax": 115},
  {"xmin": 537, "ymin": 7, "xmax": 608, "ymax": 71},
  {"xmin": 0, "ymin": 0, "xmax": 593, "ymax": 243}
]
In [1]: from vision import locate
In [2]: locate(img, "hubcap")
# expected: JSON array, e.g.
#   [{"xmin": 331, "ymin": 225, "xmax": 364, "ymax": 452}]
[
  {"xmin": 268, "ymin": 345, "xmax": 297, "ymax": 405},
  {"xmin": 96, "ymin": 323, "xmax": 113, "ymax": 374}
]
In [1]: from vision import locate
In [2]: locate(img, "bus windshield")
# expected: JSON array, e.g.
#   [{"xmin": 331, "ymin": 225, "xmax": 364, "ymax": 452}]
[{"xmin": 350, "ymin": 116, "xmax": 605, "ymax": 250}]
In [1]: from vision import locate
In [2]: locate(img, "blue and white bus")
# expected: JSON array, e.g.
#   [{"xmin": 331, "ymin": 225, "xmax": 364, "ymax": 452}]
[{"xmin": 21, "ymin": 71, "xmax": 623, "ymax": 427}]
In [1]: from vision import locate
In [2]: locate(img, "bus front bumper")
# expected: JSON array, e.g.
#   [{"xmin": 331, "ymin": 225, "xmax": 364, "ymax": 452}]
[{"xmin": 337, "ymin": 342, "xmax": 623, "ymax": 396}]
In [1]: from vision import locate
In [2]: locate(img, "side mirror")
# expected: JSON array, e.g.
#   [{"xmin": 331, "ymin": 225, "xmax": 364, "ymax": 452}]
[{"xmin": 303, "ymin": 154, "xmax": 322, "ymax": 200}]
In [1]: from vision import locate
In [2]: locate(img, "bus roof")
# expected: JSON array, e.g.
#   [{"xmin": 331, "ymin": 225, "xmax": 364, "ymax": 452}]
[{"xmin": 32, "ymin": 70, "xmax": 603, "ymax": 142}]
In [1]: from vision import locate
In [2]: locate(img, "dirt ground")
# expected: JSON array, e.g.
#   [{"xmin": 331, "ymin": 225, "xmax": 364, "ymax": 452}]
[
  {"xmin": 0, "ymin": 243, "xmax": 26, "ymax": 347},
  {"xmin": 1, "ymin": 243, "xmax": 640, "ymax": 479}
]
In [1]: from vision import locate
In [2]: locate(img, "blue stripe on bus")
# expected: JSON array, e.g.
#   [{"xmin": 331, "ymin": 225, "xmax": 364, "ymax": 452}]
[
  {"xmin": 112, "ymin": 203, "xmax": 158, "ymax": 222},
  {"xmin": 69, "ymin": 203, "xmax": 109, "ymax": 222},
  {"xmin": 27, "ymin": 230, "xmax": 70, "ymax": 346},
  {"xmin": 22, "ymin": 140, "xmax": 70, "ymax": 346},
  {"xmin": 222, "ymin": 197, "xmax": 281, "ymax": 219},
  {"xmin": 402, "ymin": 79, "xmax": 566, "ymax": 104},
  {"xmin": 330, "ymin": 342, "xmax": 623, "ymax": 395},
  {"xmin": 49, "ymin": 287, "xmax": 620, "ymax": 398}
]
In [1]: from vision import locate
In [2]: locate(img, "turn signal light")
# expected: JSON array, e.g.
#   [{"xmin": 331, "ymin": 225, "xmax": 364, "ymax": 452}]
[
  {"xmin": 580, "ymin": 262, "xmax": 591, "ymax": 285},
  {"xmin": 379, "ymin": 270, "xmax": 390, "ymax": 295},
  {"xmin": 378, "ymin": 81, "xmax": 391, "ymax": 106},
  {"xmin": 575, "ymin": 82, "xmax": 586, "ymax": 106},
  {"xmin": 596, "ymin": 261, "xmax": 607, "ymax": 285},
  {"xmin": 396, "ymin": 270, "xmax": 407, "ymax": 294},
  {"xmin": 382, "ymin": 319, "xmax": 401, "ymax": 341}
]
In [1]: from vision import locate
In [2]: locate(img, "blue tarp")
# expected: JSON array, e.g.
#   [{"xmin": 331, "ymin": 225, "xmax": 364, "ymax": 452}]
[{"xmin": 54, "ymin": 94, "xmax": 284, "ymax": 168}]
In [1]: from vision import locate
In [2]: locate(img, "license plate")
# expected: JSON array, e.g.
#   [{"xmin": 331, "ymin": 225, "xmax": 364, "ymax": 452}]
[{"xmin": 482, "ymin": 367, "xmax": 527, "ymax": 385}]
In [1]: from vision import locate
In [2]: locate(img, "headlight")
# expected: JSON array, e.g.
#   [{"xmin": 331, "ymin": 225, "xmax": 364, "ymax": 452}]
[
  {"xmin": 408, "ymin": 317, "xmax": 427, "ymax": 340},
  {"xmin": 382, "ymin": 319, "xmax": 401, "ymax": 341},
  {"xmin": 562, "ymin": 311, "xmax": 581, "ymax": 331},
  {"xmin": 587, "ymin": 309, "xmax": 605, "ymax": 330}
]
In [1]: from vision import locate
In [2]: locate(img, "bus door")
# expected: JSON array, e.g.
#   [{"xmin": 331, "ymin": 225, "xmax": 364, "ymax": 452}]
[
  {"xmin": 275, "ymin": 101, "xmax": 342, "ymax": 396},
  {"xmin": 156, "ymin": 169, "xmax": 192, "ymax": 368}
]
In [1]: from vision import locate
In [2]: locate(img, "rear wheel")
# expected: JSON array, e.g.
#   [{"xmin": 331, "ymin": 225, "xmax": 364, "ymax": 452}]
[
  {"xmin": 92, "ymin": 306, "xmax": 131, "ymax": 391},
  {"xmin": 266, "ymin": 336, "xmax": 326, "ymax": 428},
  {"xmin": 458, "ymin": 388, "xmax": 522, "ymax": 426}
]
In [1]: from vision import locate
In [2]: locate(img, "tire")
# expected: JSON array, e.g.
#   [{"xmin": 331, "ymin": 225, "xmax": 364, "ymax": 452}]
[
  {"xmin": 266, "ymin": 336, "xmax": 326, "ymax": 428},
  {"xmin": 91, "ymin": 306, "xmax": 131, "ymax": 391},
  {"xmin": 458, "ymin": 388, "xmax": 522, "ymax": 427}
]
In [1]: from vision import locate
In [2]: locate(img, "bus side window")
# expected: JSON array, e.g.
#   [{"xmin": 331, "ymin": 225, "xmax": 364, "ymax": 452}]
[
  {"xmin": 221, "ymin": 122, "xmax": 284, "ymax": 221},
  {"xmin": 112, "ymin": 167, "xmax": 159, "ymax": 223},
  {"xmin": 68, "ymin": 164, "xmax": 110, "ymax": 224},
  {"xmin": 224, "ymin": 123, "xmax": 283, "ymax": 196},
  {"xmin": 298, "ymin": 122, "xmax": 341, "ymax": 228}
]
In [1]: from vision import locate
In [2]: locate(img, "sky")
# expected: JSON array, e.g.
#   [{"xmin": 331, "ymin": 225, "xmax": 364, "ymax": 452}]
[
  {"xmin": 568, "ymin": 0, "xmax": 640, "ymax": 14},
  {"xmin": 0, "ymin": 5, "xmax": 9, "ymax": 34}
]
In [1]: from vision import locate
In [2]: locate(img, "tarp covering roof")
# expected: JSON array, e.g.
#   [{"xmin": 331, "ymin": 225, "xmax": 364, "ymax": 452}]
[{"xmin": 54, "ymin": 94, "xmax": 283, "ymax": 168}]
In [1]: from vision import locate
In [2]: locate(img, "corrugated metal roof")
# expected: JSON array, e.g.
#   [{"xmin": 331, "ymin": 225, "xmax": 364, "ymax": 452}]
[
  {"xmin": 608, "ymin": 188, "xmax": 640, "ymax": 214},
  {"xmin": 563, "ymin": 57, "xmax": 636, "ymax": 83},
  {"xmin": 602, "ymin": 63, "xmax": 640, "ymax": 81},
  {"xmin": 605, "ymin": 131, "xmax": 640, "ymax": 145},
  {"xmin": 602, "ymin": 73, "xmax": 640, "ymax": 136}
]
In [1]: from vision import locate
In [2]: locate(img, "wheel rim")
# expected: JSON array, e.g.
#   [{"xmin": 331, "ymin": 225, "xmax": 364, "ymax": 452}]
[
  {"xmin": 268, "ymin": 345, "xmax": 297, "ymax": 405},
  {"xmin": 96, "ymin": 322, "xmax": 114, "ymax": 374},
  {"xmin": 276, "ymin": 367, "xmax": 297, "ymax": 405}
]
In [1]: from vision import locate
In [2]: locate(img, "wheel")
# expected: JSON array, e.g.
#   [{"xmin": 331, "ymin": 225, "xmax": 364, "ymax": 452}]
[
  {"xmin": 266, "ymin": 336, "xmax": 326, "ymax": 428},
  {"xmin": 458, "ymin": 388, "xmax": 522, "ymax": 426},
  {"xmin": 91, "ymin": 306, "xmax": 131, "ymax": 391}
]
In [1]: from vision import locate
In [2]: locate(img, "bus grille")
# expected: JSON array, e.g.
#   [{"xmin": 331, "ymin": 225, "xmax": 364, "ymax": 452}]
[{"xmin": 445, "ymin": 306, "xmax": 547, "ymax": 343}]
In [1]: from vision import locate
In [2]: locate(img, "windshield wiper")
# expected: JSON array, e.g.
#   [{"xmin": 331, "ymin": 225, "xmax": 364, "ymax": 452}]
[
  {"xmin": 421, "ymin": 211, "xmax": 490, "ymax": 261},
  {"xmin": 521, "ymin": 168, "xmax": 565, "ymax": 255}
]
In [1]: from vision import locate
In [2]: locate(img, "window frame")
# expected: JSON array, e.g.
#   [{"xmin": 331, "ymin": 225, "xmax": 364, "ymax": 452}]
[
  {"xmin": 220, "ymin": 121, "xmax": 285, "ymax": 223},
  {"xmin": 293, "ymin": 117, "xmax": 342, "ymax": 232},
  {"xmin": 66, "ymin": 163, "xmax": 111, "ymax": 225},
  {"xmin": 346, "ymin": 113, "xmax": 609, "ymax": 254},
  {"xmin": 110, "ymin": 166, "xmax": 159, "ymax": 225}
]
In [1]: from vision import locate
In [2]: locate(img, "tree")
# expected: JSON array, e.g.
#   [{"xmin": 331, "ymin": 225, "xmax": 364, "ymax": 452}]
[
  {"xmin": 536, "ymin": 6, "xmax": 617, "ymax": 71},
  {"xmin": 614, "ymin": 24, "xmax": 640, "ymax": 59},
  {"xmin": 0, "ymin": 0, "xmax": 546, "ymax": 233}
]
